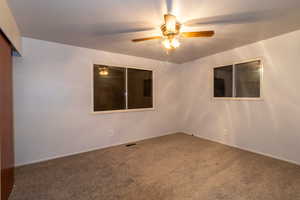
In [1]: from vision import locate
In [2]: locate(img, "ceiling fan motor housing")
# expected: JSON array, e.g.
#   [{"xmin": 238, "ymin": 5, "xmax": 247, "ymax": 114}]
[
  {"xmin": 160, "ymin": 23, "xmax": 181, "ymax": 37},
  {"xmin": 131, "ymin": 13, "xmax": 214, "ymax": 47}
]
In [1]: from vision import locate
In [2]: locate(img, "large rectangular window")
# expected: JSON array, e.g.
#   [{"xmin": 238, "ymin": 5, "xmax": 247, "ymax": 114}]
[
  {"xmin": 93, "ymin": 64, "xmax": 153, "ymax": 112},
  {"xmin": 213, "ymin": 59, "xmax": 262, "ymax": 99}
]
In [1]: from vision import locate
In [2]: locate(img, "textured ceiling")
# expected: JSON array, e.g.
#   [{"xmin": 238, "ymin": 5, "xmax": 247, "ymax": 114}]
[{"xmin": 8, "ymin": 0, "xmax": 300, "ymax": 63}]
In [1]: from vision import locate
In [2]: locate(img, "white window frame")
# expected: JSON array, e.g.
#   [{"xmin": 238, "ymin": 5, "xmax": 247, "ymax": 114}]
[
  {"xmin": 212, "ymin": 58, "xmax": 264, "ymax": 101},
  {"xmin": 91, "ymin": 63, "xmax": 156, "ymax": 114}
]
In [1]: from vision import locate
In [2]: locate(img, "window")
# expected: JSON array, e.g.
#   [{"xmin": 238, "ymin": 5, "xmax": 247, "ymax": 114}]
[
  {"xmin": 127, "ymin": 68, "xmax": 153, "ymax": 109},
  {"xmin": 235, "ymin": 61, "xmax": 261, "ymax": 98},
  {"xmin": 214, "ymin": 65, "xmax": 233, "ymax": 97},
  {"xmin": 93, "ymin": 64, "xmax": 153, "ymax": 112},
  {"xmin": 213, "ymin": 60, "xmax": 262, "ymax": 99}
]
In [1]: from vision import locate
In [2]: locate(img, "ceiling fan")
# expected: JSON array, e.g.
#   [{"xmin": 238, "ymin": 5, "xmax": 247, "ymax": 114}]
[{"xmin": 132, "ymin": 14, "xmax": 215, "ymax": 50}]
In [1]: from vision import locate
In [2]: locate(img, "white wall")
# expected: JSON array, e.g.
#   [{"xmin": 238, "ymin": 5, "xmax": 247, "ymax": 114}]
[
  {"xmin": 14, "ymin": 29, "xmax": 300, "ymax": 167},
  {"xmin": 179, "ymin": 29, "xmax": 300, "ymax": 165},
  {"xmin": 13, "ymin": 37, "xmax": 182, "ymax": 166}
]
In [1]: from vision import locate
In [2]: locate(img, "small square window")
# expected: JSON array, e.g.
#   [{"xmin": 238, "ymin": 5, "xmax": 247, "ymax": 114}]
[{"xmin": 213, "ymin": 60, "xmax": 262, "ymax": 99}]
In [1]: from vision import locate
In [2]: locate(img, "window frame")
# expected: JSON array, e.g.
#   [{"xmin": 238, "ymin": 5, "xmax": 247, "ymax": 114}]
[
  {"xmin": 91, "ymin": 63, "xmax": 156, "ymax": 114},
  {"xmin": 212, "ymin": 58, "xmax": 264, "ymax": 101}
]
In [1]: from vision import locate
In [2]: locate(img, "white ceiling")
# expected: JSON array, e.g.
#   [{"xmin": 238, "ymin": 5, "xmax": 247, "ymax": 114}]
[{"xmin": 8, "ymin": 0, "xmax": 300, "ymax": 63}]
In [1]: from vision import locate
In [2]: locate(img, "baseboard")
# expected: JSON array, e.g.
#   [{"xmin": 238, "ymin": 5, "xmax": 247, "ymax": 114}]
[
  {"xmin": 185, "ymin": 132, "xmax": 300, "ymax": 166},
  {"xmin": 18, "ymin": 132, "xmax": 299, "ymax": 167},
  {"xmin": 16, "ymin": 131, "xmax": 180, "ymax": 167}
]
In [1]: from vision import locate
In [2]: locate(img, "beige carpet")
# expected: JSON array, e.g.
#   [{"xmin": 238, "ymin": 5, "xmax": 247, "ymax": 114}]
[{"xmin": 10, "ymin": 133, "xmax": 300, "ymax": 200}]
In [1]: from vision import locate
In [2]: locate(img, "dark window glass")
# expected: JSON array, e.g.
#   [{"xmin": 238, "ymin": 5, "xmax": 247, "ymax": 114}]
[
  {"xmin": 143, "ymin": 79, "xmax": 152, "ymax": 97},
  {"xmin": 93, "ymin": 65, "xmax": 126, "ymax": 111},
  {"xmin": 214, "ymin": 65, "xmax": 233, "ymax": 97},
  {"xmin": 128, "ymin": 69, "xmax": 153, "ymax": 109},
  {"xmin": 235, "ymin": 61, "xmax": 261, "ymax": 98}
]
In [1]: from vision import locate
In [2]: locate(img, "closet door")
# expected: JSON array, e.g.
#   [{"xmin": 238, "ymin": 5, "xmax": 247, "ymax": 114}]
[{"xmin": 0, "ymin": 33, "xmax": 15, "ymax": 200}]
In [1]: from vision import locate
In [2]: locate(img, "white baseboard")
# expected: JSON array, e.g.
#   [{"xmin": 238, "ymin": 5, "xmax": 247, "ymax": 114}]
[
  {"xmin": 16, "ymin": 131, "xmax": 178, "ymax": 167},
  {"xmin": 17, "ymin": 131, "xmax": 300, "ymax": 167},
  {"xmin": 185, "ymin": 132, "xmax": 300, "ymax": 166}
]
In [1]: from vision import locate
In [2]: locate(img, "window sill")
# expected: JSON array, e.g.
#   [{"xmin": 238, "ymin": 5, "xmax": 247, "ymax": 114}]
[
  {"xmin": 212, "ymin": 97, "xmax": 263, "ymax": 101},
  {"xmin": 91, "ymin": 107, "xmax": 155, "ymax": 114}
]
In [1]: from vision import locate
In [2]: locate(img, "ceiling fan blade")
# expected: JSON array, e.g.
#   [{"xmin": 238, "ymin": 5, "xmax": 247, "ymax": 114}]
[
  {"xmin": 181, "ymin": 31, "xmax": 215, "ymax": 38},
  {"xmin": 132, "ymin": 36, "xmax": 162, "ymax": 42},
  {"xmin": 184, "ymin": 9, "xmax": 287, "ymax": 26}
]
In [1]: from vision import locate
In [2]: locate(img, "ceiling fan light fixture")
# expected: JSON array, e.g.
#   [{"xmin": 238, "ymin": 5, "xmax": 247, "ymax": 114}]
[
  {"xmin": 162, "ymin": 38, "xmax": 172, "ymax": 49},
  {"xmin": 171, "ymin": 38, "xmax": 180, "ymax": 48},
  {"xmin": 162, "ymin": 37, "xmax": 180, "ymax": 49},
  {"xmin": 131, "ymin": 14, "xmax": 214, "ymax": 51}
]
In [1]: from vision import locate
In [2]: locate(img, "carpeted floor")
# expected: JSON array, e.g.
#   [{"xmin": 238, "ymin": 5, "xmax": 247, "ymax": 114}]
[{"xmin": 10, "ymin": 133, "xmax": 300, "ymax": 200}]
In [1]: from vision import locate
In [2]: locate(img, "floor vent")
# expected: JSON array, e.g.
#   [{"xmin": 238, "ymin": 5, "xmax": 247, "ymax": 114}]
[{"xmin": 126, "ymin": 143, "xmax": 137, "ymax": 147}]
